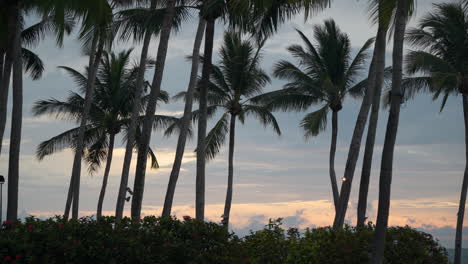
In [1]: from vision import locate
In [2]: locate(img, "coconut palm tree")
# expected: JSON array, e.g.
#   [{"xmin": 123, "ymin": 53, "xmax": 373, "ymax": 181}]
[
  {"xmin": 176, "ymin": 31, "xmax": 281, "ymax": 227},
  {"xmin": 0, "ymin": 14, "xmax": 65, "ymax": 156},
  {"xmin": 370, "ymin": 0, "xmax": 412, "ymax": 263},
  {"xmin": 162, "ymin": 16, "xmax": 206, "ymax": 218},
  {"xmin": 356, "ymin": 0, "xmax": 395, "ymax": 229},
  {"xmin": 113, "ymin": 0, "xmax": 190, "ymax": 221},
  {"xmin": 394, "ymin": 3, "xmax": 467, "ymax": 263},
  {"xmin": 32, "ymin": 49, "xmax": 180, "ymax": 219},
  {"xmin": 2, "ymin": 4, "xmax": 74, "ymax": 221},
  {"xmin": 193, "ymin": 0, "xmax": 331, "ymax": 221},
  {"xmin": 254, "ymin": 20, "xmax": 374, "ymax": 212}
]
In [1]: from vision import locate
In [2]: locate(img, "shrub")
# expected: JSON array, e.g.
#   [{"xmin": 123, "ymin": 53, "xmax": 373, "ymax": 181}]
[{"xmin": 0, "ymin": 217, "xmax": 448, "ymax": 264}]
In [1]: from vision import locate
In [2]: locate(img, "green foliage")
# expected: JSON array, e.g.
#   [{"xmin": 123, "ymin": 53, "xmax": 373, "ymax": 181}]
[{"xmin": 0, "ymin": 217, "xmax": 449, "ymax": 264}]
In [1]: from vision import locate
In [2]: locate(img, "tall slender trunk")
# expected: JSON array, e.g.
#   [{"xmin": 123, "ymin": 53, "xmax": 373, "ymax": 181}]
[
  {"xmin": 6, "ymin": 19, "xmax": 22, "ymax": 221},
  {"xmin": 332, "ymin": 1, "xmax": 387, "ymax": 229},
  {"xmin": 222, "ymin": 114, "xmax": 236, "ymax": 227},
  {"xmin": 0, "ymin": 49, "xmax": 4, "ymax": 84},
  {"xmin": 356, "ymin": 23, "xmax": 388, "ymax": 228},
  {"xmin": 196, "ymin": 17, "xmax": 215, "ymax": 221},
  {"xmin": 68, "ymin": 32, "xmax": 104, "ymax": 220},
  {"xmin": 96, "ymin": 133, "xmax": 115, "ymax": 219},
  {"xmin": 0, "ymin": 1, "xmax": 19, "ymax": 156},
  {"xmin": 115, "ymin": 1, "xmax": 157, "ymax": 223},
  {"xmin": 0, "ymin": 49, "xmax": 11, "ymax": 157},
  {"xmin": 162, "ymin": 17, "xmax": 206, "ymax": 217},
  {"xmin": 370, "ymin": 1, "xmax": 408, "ymax": 262},
  {"xmin": 130, "ymin": 0, "xmax": 177, "ymax": 219},
  {"xmin": 63, "ymin": 34, "xmax": 100, "ymax": 219},
  {"xmin": 454, "ymin": 95, "xmax": 468, "ymax": 264},
  {"xmin": 329, "ymin": 110, "xmax": 339, "ymax": 210}
]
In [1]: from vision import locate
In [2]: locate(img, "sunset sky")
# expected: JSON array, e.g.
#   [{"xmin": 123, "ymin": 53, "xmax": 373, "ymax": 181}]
[{"xmin": 0, "ymin": 0, "xmax": 465, "ymax": 248}]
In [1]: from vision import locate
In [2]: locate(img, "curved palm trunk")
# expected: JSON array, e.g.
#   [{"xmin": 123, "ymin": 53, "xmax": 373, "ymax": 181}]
[
  {"xmin": 370, "ymin": 1, "xmax": 408, "ymax": 263},
  {"xmin": 130, "ymin": 0, "xmax": 177, "ymax": 219},
  {"xmin": 65, "ymin": 32, "xmax": 104, "ymax": 220},
  {"xmin": 96, "ymin": 133, "xmax": 115, "ymax": 219},
  {"xmin": 115, "ymin": 1, "xmax": 157, "ymax": 222},
  {"xmin": 162, "ymin": 17, "xmax": 206, "ymax": 217},
  {"xmin": 332, "ymin": 1, "xmax": 387, "ymax": 229},
  {"xmin": 196, "ymin": 17, "xmax": 215, "ymax": 221},
  {"xmin": 63, "ymin": 34, "xmax": 100, "ymax": 220},
  {"xmin": 329, "ymin": 110, "xmax": 339, "ymax": 210},
  {"xmin": 0, "ymin": 1, "xmax": 19, "ymax": 156},
  {"xmin": 6, "ymin": 19, "xmax": 22, "ymax": 221},
  {"xmin": 356, "ymin": 23, "xmax": 388, "ymax": 228},
  {"xmin": 222, "ymin": 114, "xmax": 236, "ymax": 227},
  {"xmin": 454, "ymin": 95, "xmax": 468, "ymax": 264}
]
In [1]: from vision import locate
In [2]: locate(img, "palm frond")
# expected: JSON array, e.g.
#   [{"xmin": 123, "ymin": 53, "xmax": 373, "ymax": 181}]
[
  {"xmin": 300, "ymin": 104, "xmax": 329, "ymax": 138},
  {"xmin": 21, "ymin": 48, "xmax": 44, "ymax": 80},
  {"xmin": 242, "ymin": 104, "xmax": 281, "ymax": 135},
  {"xmin": 197, "ymin": 113, "xmax": 230, "ymax": 160}
]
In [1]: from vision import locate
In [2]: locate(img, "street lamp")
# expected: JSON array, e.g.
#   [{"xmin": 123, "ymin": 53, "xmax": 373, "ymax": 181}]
[{"xmin": 0, "ymin": 175, "xmax": 4, "ymax": 224}]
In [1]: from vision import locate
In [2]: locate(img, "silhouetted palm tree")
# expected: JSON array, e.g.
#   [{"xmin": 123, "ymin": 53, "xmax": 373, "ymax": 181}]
[
  {"xmin": 113, "ymin": 0, "xmax": 190, "ymax": 221},
  {"xmin": 32, "ymin": 50, "xmax": 180, "ymax": 219},
  {"xmin": 177, "ymin": 31, "xmax": 281, "ymax": 227},
  {"xmin": 399, "ymin": 3, "xmax": 467, "ymax": 263},
  {"xmin": 254, "ymin": 20, "xmax": 374, "ymax": 211},
  {"xmin": 371, "ymin": 0, "xmax": 412, "ymax": 263}
]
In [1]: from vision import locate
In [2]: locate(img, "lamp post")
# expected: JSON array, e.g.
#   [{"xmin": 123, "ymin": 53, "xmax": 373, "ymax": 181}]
[{"xmin": 0, "ymin": 175, "xmax": 4, "ymax": 224}]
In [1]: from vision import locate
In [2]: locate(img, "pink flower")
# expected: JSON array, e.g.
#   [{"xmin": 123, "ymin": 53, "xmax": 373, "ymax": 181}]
[
  {"xmin": 163, "ymin": 242, "xmax": 172, "ymax": 247},
  {"xmin": 58, "ymin": 224, "xmax": 64, "ymax": 229},
  {"xmin": 15, "ymin": 254, "xmax": 22, "ymax": 259},
  {"xmin": 5, "ymin": 256, "xmax": 12, "ymax": 261},
  {"xmin": 183, "ymin": 215, "xmax": 191, "ymax": 220},
  {"xmin": 27, "ymin": 225, "xmax": 33, "ymax": 230}
]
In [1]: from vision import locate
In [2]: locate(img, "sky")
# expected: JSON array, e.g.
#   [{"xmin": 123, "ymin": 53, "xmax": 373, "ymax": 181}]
[{"xmin": 0, "ymin": 0, "xmax": 466, "ymax": 248}]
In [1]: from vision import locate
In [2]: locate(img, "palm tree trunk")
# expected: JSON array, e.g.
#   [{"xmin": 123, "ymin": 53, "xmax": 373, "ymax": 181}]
[
  {"xmin": 332, "ymin": 0, "xmax": 387, "ymax": 229},
  {"xmin": 162, "ymin": 17, "xmax": 206, "ymax": 217},
  {"xmin": 0, "ymin": 1, "xmax": 19, "ymax": 156},
  {"xmin": 130, "ymin": 0, "xmax": 177, "ymax": 219},
  {"xmin": 329, "ymin": 110, "xmax": 339, "ymax": 210},
  {"xmin": 114, "ymin": 1, "xmax": 157, "ymax": 223},
  {"xmin": 6, "ymin": 19, "xmax": 22, "ymax": 221},
  {"xmin": 356, "ymin": 23, "xmax": 388, "ymax": 229},
  {"xmin": 67, "ymin": 32, "xmax": 104, "ymax": 220},
  {"xmin": 196, "ymin": 17, "xmax": 215, "ymax": 221},
  {"xmin": 454, "ymin": 95, "xmax": 468, "ymax": 264},
  {"xmin": 370, "ymin": 1, "xmax": 408, "ymax": 262},
  {"xmin": 96, "ymin": 133, "xmax": 115, "ymax": 219},
  {"xmin": 222, "ymin": 114, "xmax": 236, "ymax": 227},
  {"xmin": 63, "ymin": 34, "xmax": 100, "ymax": 220}
]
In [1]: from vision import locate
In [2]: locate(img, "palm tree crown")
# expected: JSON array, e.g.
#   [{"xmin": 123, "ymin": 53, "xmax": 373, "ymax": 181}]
[
  {"xmin": 256, "ymin": 19, "xmax": 374, "ymax": 137},
  {"xmin": 32, "ymin": 49, "xmax": 176, "ymax": 171},
  {"xmin": 404, "ymin": 2, "xmax": 468, "ymax": 106}
]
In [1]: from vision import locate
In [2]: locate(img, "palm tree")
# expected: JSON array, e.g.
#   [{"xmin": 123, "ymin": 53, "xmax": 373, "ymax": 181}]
[
  {"xmin": 254, "ymin": 20, "xmax": 374, "ymax": 212},
  {"xmin": 370, "ymin": 0, "xmax": 411, "ymax": 263},
  {"xmin": 396, "ymin": 3, "xmax": 467, "ymax": 263},
  {"xmin": 32, "ymin": 49, "xmax": 179, "ymax": 219},
  {"xmin": 130, "ymin": 0, "xmax": 185, "ymax": 219},
  {"xmin": 3, "ymin": 3, "xmax": 73, "ymax": 221},
  {"xmin": 113, "ymin": 0, "xmax": 189, "ymax": 221},
  {"xmin": 176, "ymin": 31, "xmax": 281, "ymax": 227},
  {"xmin": 193, "ymin": 0, "xmax": 331, "ymax": 221},
  {"xmin": 0, "ymin": 14, "xmax": 64, "ymax": 156},
  {"xmin": 0, "ymin": 1, "xmax": 21, "ymax": 161},
  {"xmin": 162, "ymin": 16, "xmax": 206, "ymax": 218},
  {"xmin": 356, "ymin": 0, "xmax": 395, "ymax": 228}
]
